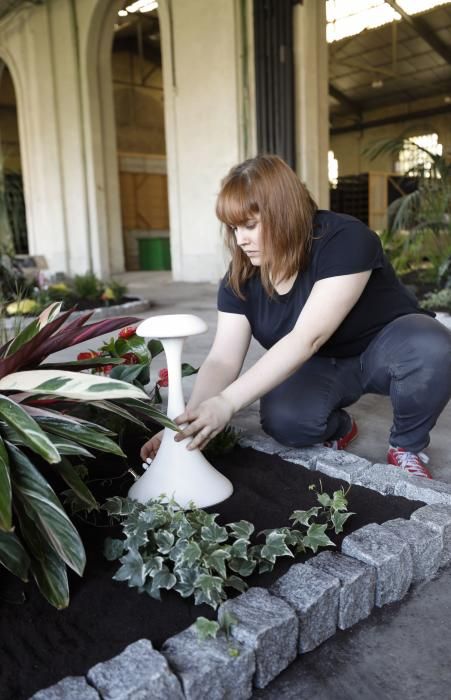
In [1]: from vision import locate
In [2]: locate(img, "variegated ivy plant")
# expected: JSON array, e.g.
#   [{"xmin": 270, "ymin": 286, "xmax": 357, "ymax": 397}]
[
  {"xmin": 0, "ymin": 302, "xmax": 177, "ymax": 609},
  {"xmin": 103, "ymin": 484, "xmax": 354, "ymax": 609}
]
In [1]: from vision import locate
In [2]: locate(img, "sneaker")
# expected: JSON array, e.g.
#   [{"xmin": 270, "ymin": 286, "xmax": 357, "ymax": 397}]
[
  {"xmin": 324, "ymin": 417, "xmax": 359, "ymax": 451},
  {"xmin": 387, "ymin": 446, "xmax": 432, "ymax": 479}
]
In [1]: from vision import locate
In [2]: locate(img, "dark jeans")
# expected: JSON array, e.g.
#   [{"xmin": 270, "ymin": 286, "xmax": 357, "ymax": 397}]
[{"xmin": 260, "ymin": 314, "xmax": 451, "ymax": 453}]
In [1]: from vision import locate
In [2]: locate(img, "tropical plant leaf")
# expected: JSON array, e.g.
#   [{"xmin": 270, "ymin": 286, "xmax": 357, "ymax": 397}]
[
  {"xmin": 148, "ymin": 339, "xmax": 163, "ymax": 358},
  {"xmin": 0, "ymin": 395, "xmax": 61, "ymax": 464},
  {"xmin": 29, "ymin": 548, "xmax": 70, "ymax": 610},
  {"xmin": 118, "ymin": 398, "xmax": 181, "ymax": 431},
  {"xmin": 7, "ymin": 443, "xmax": 86, "ymax": 575},
  {"xmin": 22, "ymin": 403, "xmax": 116, "ymax": 434},
  {"xmin": 0, "ymin": 436, "xmax": 12, "ymax": 530},
  {"xmin": 181, "ymin": 363, "xmax": 198, "ymax": 377},
  {"xmin": 53, "ymin": 457, "xmax": 98, "ymax": 511},
  {"xmin": 2, "ymin": 302, "xmax": 64, "ymax": 359},
  {"xmin": 0, "ymin": 369, "xmax": 148, "ymax": 401},
  {"xmin": 39, "ymin": 357, "xmax": 124, "ymax": 371},
  {"xmin": 0, "ymin": 530, "xmax": 30, "ymax": 580},
  {"xmin": 34, "ymin": 416, "xmax": 126, "ymax": 457},
  {"xmin": 91, "ymin": 400, "xmax": 149, "ymax": 432}
]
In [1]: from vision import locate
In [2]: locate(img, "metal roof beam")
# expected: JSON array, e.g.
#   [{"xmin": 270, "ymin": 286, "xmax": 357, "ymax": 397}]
[
  {"xmin": 384, "ymin": 0, "xmax": 451, "ymax": 65},
  {"xmin": 329, "ymin": 84, "xmax": 363, "ymax": 118}
]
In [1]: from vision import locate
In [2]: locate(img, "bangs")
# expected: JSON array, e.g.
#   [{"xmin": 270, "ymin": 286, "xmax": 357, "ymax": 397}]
[{"xmin": 216, "ymin": 178, "xmax": 259, "ymax": 227}]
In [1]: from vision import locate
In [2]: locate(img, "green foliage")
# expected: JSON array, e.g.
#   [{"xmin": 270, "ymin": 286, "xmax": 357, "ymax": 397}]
[
  {"xmin": 103, "ymin": 484, "xmax": 354, "ymax": 610},
  {"xmin": 420, "ymin": 288, "xmax": 451, "ymax": 313},
  {"xmin": 0, "ymin": 303, "xmax": 177, "ymax": 609},
  {"xmin": 194, "ymin": 610, "xmax": 239, "ymax": 656},
  {"xmin": 72, "ymin": 272, "xmax": 102, "ymax": 300},
  {"xmin": 365, "ymin": 135, "xmax": 451, "ymax": 287},
  {"xmin": 203, "ymin": 425, "xmax": 240, "ymax": 457}
]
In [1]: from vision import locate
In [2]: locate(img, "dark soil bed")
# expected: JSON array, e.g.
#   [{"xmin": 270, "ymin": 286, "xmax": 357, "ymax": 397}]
[{"xmin": 0, "ymin": 446, "xmax": 424, "ymax": 700}]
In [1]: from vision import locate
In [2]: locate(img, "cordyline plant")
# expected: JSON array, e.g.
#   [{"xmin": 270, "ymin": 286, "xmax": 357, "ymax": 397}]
[
  {"xmin": 0, "ymin": 302, "xmax": 177, "ymax": 609},
  {"xmin": 103, "ymin": 484, "xmax": 354, "ymax": 609}
]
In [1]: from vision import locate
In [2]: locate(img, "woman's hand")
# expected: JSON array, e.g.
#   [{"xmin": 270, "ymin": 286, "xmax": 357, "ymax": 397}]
[
  {"xmin": 140, "ymin": 429, "xmax": 164, "ymax": 461},
  {"xmin": 174, "ymin": 394, "xmax": 234, "ymax": 451}
]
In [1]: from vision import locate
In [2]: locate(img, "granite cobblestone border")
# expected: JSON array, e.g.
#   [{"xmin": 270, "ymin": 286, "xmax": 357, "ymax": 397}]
[{"xmin": 30, "ymin": 436, "xmax": 451, "ymax": 700}]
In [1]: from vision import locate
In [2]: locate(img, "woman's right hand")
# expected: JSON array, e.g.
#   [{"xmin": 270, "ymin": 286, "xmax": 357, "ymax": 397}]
[{"xmin": 140, "ymin": 430, "xmax": 164, "ymax": 461}]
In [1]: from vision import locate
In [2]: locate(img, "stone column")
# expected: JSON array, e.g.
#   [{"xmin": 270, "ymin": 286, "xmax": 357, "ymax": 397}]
[{"xmin": 293, "ymin": 0, "xmax": 329, "ymax": 208}]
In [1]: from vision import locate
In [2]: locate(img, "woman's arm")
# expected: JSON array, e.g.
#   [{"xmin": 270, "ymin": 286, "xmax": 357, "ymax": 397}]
[
  {"xmin": 176, "ymin": 270, "xmax": 371, "ymax": 448},
  {"xmin": 186, "ymin": 310, "xmax": 252, "ymax": 410}
]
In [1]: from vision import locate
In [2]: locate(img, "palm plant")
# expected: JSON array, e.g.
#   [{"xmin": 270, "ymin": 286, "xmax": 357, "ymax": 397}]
[
  {"xmin": 0, "ymin": 302, "xmax": 176, "ymax": 608},
  {"xmin": 364, "ymin": 136, "xmax": 451, "ymax": 274}
]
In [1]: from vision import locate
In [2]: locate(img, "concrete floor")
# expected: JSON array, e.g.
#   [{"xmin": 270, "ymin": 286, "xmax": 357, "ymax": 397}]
[{"xmin": 98, "ymin": 271, "xmax": 451, "ymax": 700}]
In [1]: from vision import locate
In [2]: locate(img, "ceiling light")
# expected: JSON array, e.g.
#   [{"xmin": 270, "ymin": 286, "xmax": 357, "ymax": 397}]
[
  {"xmin": 444, "ymin": 96, "xmax": 451, "ymax": 104},
  {"xmin": 372, "ymin": 79, "xmax": 384, "ymax": 88},
  {"xmin": 118, "ymin": 9, "xmax": 128, "ymax": 17}
]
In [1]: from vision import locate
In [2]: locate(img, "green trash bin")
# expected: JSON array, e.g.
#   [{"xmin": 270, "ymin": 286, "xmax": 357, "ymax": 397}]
[{"xmin": 138, "ymin": 237, "xmax": 171, "ymax": 271}]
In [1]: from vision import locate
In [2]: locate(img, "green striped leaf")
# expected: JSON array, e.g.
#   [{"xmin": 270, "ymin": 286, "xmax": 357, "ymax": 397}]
[
  {"xmin": 8, "ymin": 443, "xmax": 86, "ymax": 575},
  {"xmin": 23, "ymin": 404, "xmax": 116, "ymax": 435},
  {"xmin": 0, "ymin": 396, "xmax": 61, "ymax": 464},
  {"xmin": 0, "ymin": 369, "xmax": 148, "ymax": 400},
  {"xmin": 15, "ymin": 502, "xmax": 69, "ymax": 609},
  {"xmin": 0, "ymin": 436, "xmax": 12, "ymax": 531},
  {"xmin": 36, "ymin": 417, "xmax": 126, "ymax": 457},
  {"xmin": 0, "ymin": 530, "xmax": 30, "ymax": 580},
  {"xmin": 119, "ymin": 398, "xmax": 180, "ymax": 432},
  {"xmin": 90, "ymin": 400, "xmax": 149, "ymax": 432},
  {"xmin": 53, "ymin": 458, "xmax": 98, "ymax": 512}
]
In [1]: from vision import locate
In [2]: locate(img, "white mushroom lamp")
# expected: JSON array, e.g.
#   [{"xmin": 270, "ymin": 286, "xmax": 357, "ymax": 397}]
[{"xmin": 128, "ymin": 314, "xmax": 233, "ymax": 509}]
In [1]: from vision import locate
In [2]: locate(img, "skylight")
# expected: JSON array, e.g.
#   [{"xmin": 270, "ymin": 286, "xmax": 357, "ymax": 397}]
[{"xmin": 326, "ymin": 0, "xmax": 450, "ymax": 43}]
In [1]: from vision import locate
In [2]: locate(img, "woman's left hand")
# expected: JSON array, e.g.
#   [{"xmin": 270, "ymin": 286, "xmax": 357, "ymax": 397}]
[{"xmin": 174, "ymin": 395, "xmax": 234, "ymax": 451}]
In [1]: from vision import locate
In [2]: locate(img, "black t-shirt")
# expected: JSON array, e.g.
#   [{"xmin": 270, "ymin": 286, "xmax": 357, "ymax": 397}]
[{"xmin": 217, "ymin": 209, "xmax": 432, "ymax": 358}]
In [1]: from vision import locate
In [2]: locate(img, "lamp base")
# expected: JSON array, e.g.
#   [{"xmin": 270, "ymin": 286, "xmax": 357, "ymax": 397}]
[{"xmin": 128, "ymin": 429, "xmax": 233, "ymax": 509}]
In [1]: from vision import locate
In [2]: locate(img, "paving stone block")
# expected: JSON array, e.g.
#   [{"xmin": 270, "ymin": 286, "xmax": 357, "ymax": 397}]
[
  {"xmin": 380, "ymin": 518, "xmax": 442, "ymax": 582},
  {"xmin": 278, "ymin": 445, "xmax": 333, "ymax": 470},
  {"xmin": 218, "ymin": 587, "xmax": 298, "ymax": 688},
  {"xmin": 269, "ymin": 563, "xmax": 340, "ymax": 652},
  {"xmin": 394, "ymin": 475, "xmax": 451, "ymax": 506},
  {"xmin": 354, "ymin": 463, "xmax": 411, "ymax": 496},
  {"xmin": 411, "ymin": 504, "xmax": 451, "ymax": 566},
  {"xmin": 87, "ymin": 639, "xmax": 183, "ymax": 700},
  {"xmin": 308, "ymin": 551, "xmax": 376, "ymax": 629},
  {"xmin": 315, "ymin": 452, "xmax": 371, "ymax": 483},
  {"xmin": 238, "ymin": 432, "xmax": 286, "ymax": 455},
  {"xmin": 341, "ymin": 523, "xmax": 413, "ymax": 607},
  {"xmin": 162, "ymin": 623, "xmax": 255, "ymax": 700},
  {"xmin": 30, "ymin": 677, "xmax": 100, "ymax": 700}
]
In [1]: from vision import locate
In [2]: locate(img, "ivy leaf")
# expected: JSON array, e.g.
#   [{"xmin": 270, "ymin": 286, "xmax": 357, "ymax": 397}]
[
  {"xmin": 149, "ymin": 570, "xmax": 177, "ymax": 598},
  {"xmin": 260, "ymin": 532, "xmax": 293, "ymax": 564},
  {"xmin": 194, "ymin": 586, "xmax": 224, "ymax": 609},
  {"xmin": 103, "ymin": 497, "xmax": 137, "ymax": 517},
  {"xmin": 224, "ymin": 575, "xmax": 247, "ymax": 593},
  {"xmin": 219, "ymin": 610, "xmax": 238, "ymax": 638},
  {"xmin": 229, "ymin": 521, "xmax": 255, "ymax": 541},
  {"xmin": 331, "ymin": 510, "xmax": 355, "ymax": 534},
  {"xmin": 113, "ymin": 549, "xmax": 145, "ymax": 587},
  {"xmin": 168, "ymin": 538, "xmax": 190, "ymax": 563},
  {"xmin": 228, "ymin": 557, "xmax": 256, "ymax": 577},
  {"xmin": 195, "ymin": 617, "xmax": 220, "ymax": 641},
  {"xmin": 317, "ymin": 492, "xmax": 333, "ymax": 508},
  {"xmin": 303, "ymin": 523, "xmax": 335, "ymax": 553},
  {"xmin": 154, "ymin": 530, "xmax": 175, "ymax": 554},
  {"xmin": 204, "ymin": 548, "xmax": 231, "ymax": 579},
  {"xmin": 173, "ymin": 566, "xmax": 199, "ymax": 597},
  {"xmin": 143, "ymin": 555, "xmax": 164, "ymax": 577},
  {"xmin": 103, "ymin": 538, "xmax": 125, "ymax": 561},
  {"xmin": 289, "ymin": 507, "xmax": 321, "ymax": 527},
  {"xmin": 230, "ymin": 538, "xmax": 249, "ymax": 559},
  {"xmin": 180, "ymin": 541, "xmax": 202, "ymax": 567},
  {"xmin": 201, "ymin": 523, "xmax": 228, "ymax": 544},
  {"xmin": 331, "ymin": 489, "xmax": 349, "ymax": 512}
]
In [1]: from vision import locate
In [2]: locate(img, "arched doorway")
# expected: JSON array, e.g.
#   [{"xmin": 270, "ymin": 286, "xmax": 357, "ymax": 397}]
[
  {"xmin": 112, "ymin": 2, "xmax": 170, "ymax": 271},
  {"xmin": 0, "ymin": 59, "xmax": 27, "ymax": 255}
]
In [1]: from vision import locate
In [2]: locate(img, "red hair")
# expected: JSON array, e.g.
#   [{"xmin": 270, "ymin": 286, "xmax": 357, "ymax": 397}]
[{"xmin": 216, "ymin": 155, "xmax": 317, "ymax": 298}]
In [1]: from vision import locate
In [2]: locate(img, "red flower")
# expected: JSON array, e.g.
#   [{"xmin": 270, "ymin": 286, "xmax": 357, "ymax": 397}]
[
  {"xmin": 122, "ymin": 352, "xmax": 140, "ymax": 365},
  {"xmin": 119, "ymin": 326, "xmax": 137, "ymax": 340},
  {"xmin": 77, "ymin": 351, "xmax": 100, "ymax": 361},
  {"xmin": 102, "ymin": 364, "xmax": 114, "ymax": 375},
  {"xmin": 157, "ymin": 368, "xmax": 169, "ymax": 387}
]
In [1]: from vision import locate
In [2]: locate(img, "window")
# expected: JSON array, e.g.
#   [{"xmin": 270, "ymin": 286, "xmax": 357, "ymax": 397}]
[
  {"xmin": 395, "ymin": 133, "xmax": 443, "ymax": 177},
  {"xmin": 328, "ymin": 150, "xmax": 339, "ymax": 186},
  {"xmin": 326, "ymin": 0, "xmax": 450, "ymax": 43}
]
